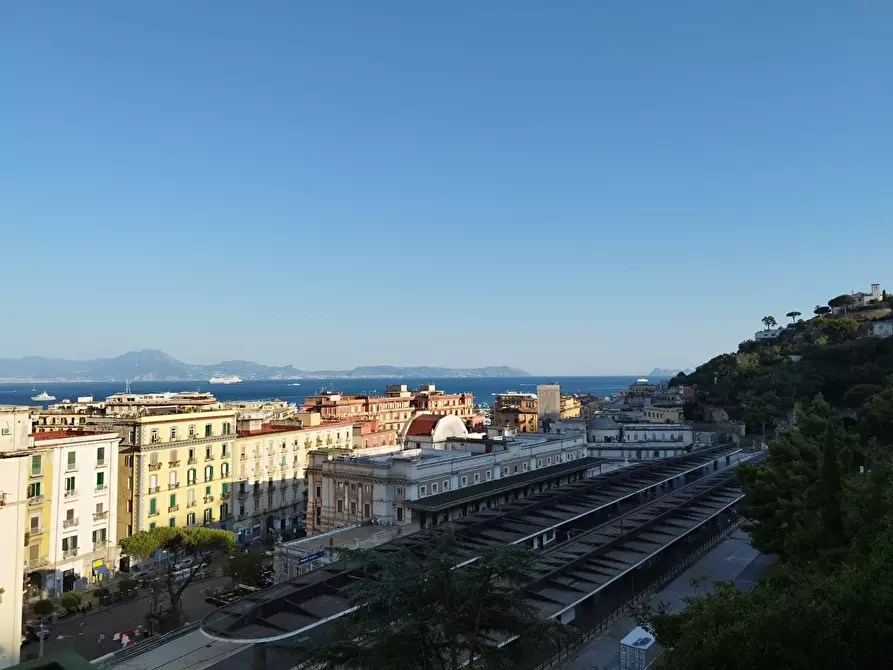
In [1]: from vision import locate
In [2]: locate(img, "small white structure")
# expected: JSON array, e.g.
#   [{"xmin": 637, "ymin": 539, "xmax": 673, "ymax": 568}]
[
  {"xmin": 755, "ymin": 327, "xmax": 784, "ymax": 340},
  {"xmin": 402, "ymin": 413, "xmax": 469, "ymax": 449},
  {"xmin": 587, "ymin": 418, "xmax": 693, "ymax": 459},
  {"xmin": 871, "ymin": 320, "xmax": 893, "ymax": 338},
  {"xmin": 619, "ymin": 626, "xmax": 660, "ymax": 670},
  {"xmin": 833, "ymin": 283, "xmax": 883, "ymax": 313}
]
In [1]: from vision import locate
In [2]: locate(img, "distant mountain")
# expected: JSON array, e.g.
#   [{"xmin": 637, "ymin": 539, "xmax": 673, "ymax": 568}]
[
  {"xmin": 648, "ymin": 368, "xmax": 694, "ymax": 378},
  {"xmin": 0, "ymin": 350, "xmax": 530, "ymax": 381}
]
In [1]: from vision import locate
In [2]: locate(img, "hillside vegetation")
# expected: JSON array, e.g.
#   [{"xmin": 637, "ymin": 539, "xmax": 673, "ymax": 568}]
[{"xmin": 643, "ymin": 318, "xmax": 893, "ymax": 668}]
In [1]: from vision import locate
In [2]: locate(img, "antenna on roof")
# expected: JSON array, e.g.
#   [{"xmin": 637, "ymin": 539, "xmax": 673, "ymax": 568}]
[{"xmin": 125, "ymin": 379, "xmax": 131, "ymax": 394}]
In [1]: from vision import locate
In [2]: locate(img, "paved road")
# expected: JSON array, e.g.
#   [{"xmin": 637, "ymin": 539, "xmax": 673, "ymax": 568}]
[
  {"xmin": 20, "ymin": 576, "xmax": 231, "ymax": 662},
  {"xmin": 562, "ymin": 530, "xmax": 767, "ymax": 670}
]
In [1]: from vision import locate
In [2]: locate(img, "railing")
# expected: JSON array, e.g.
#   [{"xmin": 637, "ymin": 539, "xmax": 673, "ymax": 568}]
[
  {"xmin": 148, "ymin": 486, "xmax": 160, "ymax": 494},
  {"xmin": 63, "ymin": 517, "xmax": 79, "ymax": 528},
  {"xmin": 186, "ymin": 501, "xmax": 197, "ymax": 508},
  {"xmin": 24, "ymin": 557, "xmax": 49, "ymax": 570},
  {"xmin": 29, "ymin": 526, "xmax": 44, "ymax": 536},
  {"xmin": 168, "ymin": 460, "xmax": 181, "ymax": 467},
  {"xmin": 148, "ymin": 510, "xmax": 159, "ymax": 518},
  {"xmin": 187, "ymin": 458, "xmax": 197, "ymax": 465},
  {"xmin": 63, "ymin": 548, "xmax": 79, "ymax": 558},
  {"xmin": 65, "ymin": 464, "xmax": 78, "ymax": 472},
  {"xmin": 28, "ymin": 495, "xmax": 45, "ymax": 506},
  {"xmin": 96, "ymin": 459, "xmax": 107, "ymax": 467},
  {"xmin": 221, "ymin": 492, "xmax": 231, "ymax": 501},
  {"xmin": 240, "ymin": 454, "xmax": 247, "ymax": 461},
  {"xmin": 93, "ymin": 511, "xmax": 108, "ymax": 521},
  {"xmin": 205, "ymin": 455, "xmax": 215, "ymax": 461},
  {"xmin": 30, "ymin": 470, "xmax": 43, "ymax": 479},
  {"xmin": 64, "ymin": 489, "xmax": 78, "ymax": 498},
  {"xmin": 93, "ymin": 540, "xmax": 108, "ymax": 552},
  {"xmin": 202, "ymin": 517, "xmax": 215, "ymax": 525},
  {"xmin": 95, "ymin": 485, "xmax": 108, "ymax": 493},
  {"xmin": 204, "ymin": 476, "xmax": 214, "ymax": 482},
  {"xmin": 238, "ymin": 490, "xmax": 248, "ymax": 499},
  {"xmin": 148, "ymin": 462, "xmax": 163, "ymax": 471},
  {"xmin": 204, "ymin": 495, "xmax": 215, "ymax": 503},
  {"xmin": 168, "ymin": 483, "xmax": 180, "ymax": 490},
  {"xmin": 168, "ymin": 505, "xmax": 179, "ymax": 512}
]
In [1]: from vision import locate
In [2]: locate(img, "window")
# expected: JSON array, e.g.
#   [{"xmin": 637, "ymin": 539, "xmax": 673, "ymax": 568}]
[
  {"xmin": 64, "ymin": 476, "xmax": 75, "ymax": 492},
  {"xmin": 170, "ymin": 427, "xmax": 177, "ymax": 440},
  {"xmin": 187, "ymin": 489, "xmax": 195, "ymax": 505},
  {"xmin": 188, "ymin": 448, "xmax": 196, "ymax": 463},
  {"xmin": 350, "ymin": 501, "xmax": 357, "ymax": 514},
  {"xmin": 205, "ymin": 446, "xmax": 213, "ymax": 460},
  {"xmin": 547, "ymin": 457, "xmax": 552, "ymax": 466},
  {"xmin": 204, "ymin": 509, "xmax": 212, "ymax": 523},
  {"xmin": 151, "ymin": 429, "xmax": 158, "ymax": 443},
  {"xmin": 443, "ymin": 479, "xmax": 449, "ymax": 491},
  {"xmin": 536, "ymin": 459, "xmax": 542, "ymax": 468},
  {"xmin": 395, "ymin": 486, "xmax": 403, "ymax": 496},
  {"xmin": 364, "ymin": 503, "xmax": 371, "ymax": 518},
  {"xmin": 336, "ymin": 499, "xmax": 343, "ymax": 513},
  {"xmin": 28, "ymin": 482, "xmax": 40, "ymax": 498},
  {"xmin": 149, "ymin": 498, "xmax": 157, "ymax": 514},
  {"xmin": 205, "ymin": 485, "xmax": 211, "ymax": 497},
  {"xmin": 95, "ymin": 502, "xmax": 104, "ymax": 515},
  {"xmin": 169, "ymin": 493, "xmax": 176, "ymax": 507},
  {"xmin": 29, "ymin": 514, "xmax": 40, "ymax": 531},
  {"xmin": 61, "ymin": 536, "xmax": 78, "ymax": 551},
  {"xmin": 169, "ymin": 517, "xmax": 176, "ymax": 527},
  {"xmin": 222, "ymin": 422, "xmax": 231, "ymax": 435},
  {"xmin": 66, "ymin": 451, "xmax": 77, "ymax": 471},
  {"xmin": 169, "ymin": 471, "xmax": 177, "ymax": 486},
  {"xmin": 523, "ymin": 463, "xmax": 529, "ymax": 472},
  {"xmin": 267, "ymin": 495, "xmax": 273, "ymax": 507},
  {"xmin": 187, "ymin": 512, "xmax": 195, "ymax": 525},
  {"xmin": 30, "ymin": 455, "xmax": 42, "ymax": 476},
  {"xmin": 149, "ymin": 474, "xmax": 157, "ymax": 491},
  {"xmin": 149, "ymin": 522, "xmax": 156, "ymax": 530},
  {"xmin": 188, "ymin": 425, "xmax": 196, "ymax": 438},
  {"xmin": 503, "ymin": 467, "xmax": 509, "ymax": 476},
  {"xmin": 96, "ymin": 447, "xmax": 105, "ymax": 465},
  {"xmin": 473, "ymin": 473, "xmax": 480, "ymax": 484},
  {"xmin": 315, "ymin": 485, "xmax": 321, "ymax": 498},
  {"xmin": 205, "ymin": 424, "xmax": 212, "ymax": 437},
  {"xmin": 461, "ymin": 476, "xmax": 467, "ymax": 487},
  {"xmin": 187, "ymin": 468, "xmax": 196, "ymax": 484},
  {"xmin": 396, "ymin": 507, "xmax": 404, "ymax": 522},
  {"xmin": 420, "ymin": 485, "xmax": 427, "ymax": 497},
  {"xmin": 337, "ymin": 481, "xmax": 344, "ymax": 490},
  {"xmin": 513, "ymin": 465, "xmax": 518, "ymax": 474},
  {"xmin": 204, "ymin": 465, "xmax": 213, "ymax": 481},
  {"xmin": 431, "ymin": 482, "xmax": 438, "ymax": 494},
  {"xmin": 96, "ymin": 472, "xmax": 105, "ymax": 490},
  {"xmin": 486, "ymin": 471, "xmax": 492, "ymax": 481},
  {"xmin": 222, "ymin": 443, "xmax": 229, "ymax": 457}
]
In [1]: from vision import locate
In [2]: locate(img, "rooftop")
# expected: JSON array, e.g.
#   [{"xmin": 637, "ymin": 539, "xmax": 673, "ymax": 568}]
[
  {"xmin": 30, "ymin": 430, "xmax": 119, "ymax": 442},
  {"xmin": 405, "ymin": 414, "xmax": 442, "ymax": 436}
]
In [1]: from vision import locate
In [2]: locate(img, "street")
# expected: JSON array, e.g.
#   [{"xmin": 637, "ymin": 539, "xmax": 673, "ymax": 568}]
[{"xmin": 20, "ymin": 576, "xmax": 231, "ymax": 662}]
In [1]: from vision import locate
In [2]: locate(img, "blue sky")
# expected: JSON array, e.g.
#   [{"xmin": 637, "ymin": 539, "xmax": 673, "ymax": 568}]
[{"xmin": 2, "ymin": 1, "xmax": 891, "ymax": 375}]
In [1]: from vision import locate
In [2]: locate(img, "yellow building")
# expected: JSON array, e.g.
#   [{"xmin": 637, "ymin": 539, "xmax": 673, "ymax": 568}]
[
  {"xmin": 559, "ymin": 395, "xmax": 582, "ymax": 419},
  {"xmin": 643, "ymin": 406, "xmax": 684, "ymax": 424},
  {"xmin": 117, "ymin": 408, "xmax": 236, "ymax": 538},
  {"xmin": 493, "ymin": 393, "xmax": 538, "ymax": 433}
]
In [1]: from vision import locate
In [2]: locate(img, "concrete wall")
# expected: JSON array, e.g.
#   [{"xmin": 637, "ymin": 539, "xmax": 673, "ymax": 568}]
[{"xmin": 0, "ymin": 455, "xmax": 28, "ymax": 668}]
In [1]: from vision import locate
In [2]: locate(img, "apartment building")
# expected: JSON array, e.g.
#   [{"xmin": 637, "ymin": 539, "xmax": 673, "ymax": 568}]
[
  {"xmin": 587, "ymin": 417, "xmax": 694, "ymax": 459},
  {"xmin": 537, "ymin": 383, "xmax": 561, "ymax": 422},
  {"xmin": 301, "ymin": 392, "xmax": 414, "ymax": 434},
  {"xmin": 105, "ymin": 390, "xmax": 220, "ymax": 416},
  {"xmin": 305, "ymin": 430, "xmax": 589, "ymax": 532},
  {"xmin": 643, "ymin": 406, "xmax": 684, "ymax": 424},
  {"xmin": 0, "ymin": 440, "xmax": 29, "ymax": 668},
  {"xmin": 116, "ymin": 408, "xmax": 236, "ymax": 539},
  {"xmin": 559, "ymin": 395, "xmax": 582, "ymax": 419},
  {"xmin": 493, "ymin": 393, "xmax": 538, "ymax": 433},
  {"xmin": 410, "ymin": 385, "xmax": 475, "ymax": 423},
  {"xmin": 352, "ymin": 419, "xmax": 398, "ymax": 450},
  {"xmin": 23, "ymin": 430, "xmax": 120, "ymax": 595},
  {"xmin": 34, "ymin": 396, "xmax": 105, "ymax": 433},
  {"xmin": 232, "ymin": 414, "xmax": 353, "ymax": 543},
  {"xmin": 223, "ymin": 399, "xmax": 297, "ymax": 422}
]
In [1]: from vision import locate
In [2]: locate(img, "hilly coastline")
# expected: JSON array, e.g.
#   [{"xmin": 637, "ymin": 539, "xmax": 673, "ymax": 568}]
[{"xmin": 0, "ymin": 350, "xmax": 530, "ymax": 382}]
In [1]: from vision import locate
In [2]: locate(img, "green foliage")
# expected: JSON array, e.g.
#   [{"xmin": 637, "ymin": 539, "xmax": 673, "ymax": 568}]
[
  {"xmin": 117, "ymin": 578, "xmax": 136, "ymax": 594},
  {"xmin": 786, "ymin": 310, "xmax": 801, "ymax": 323},
  {"xmin": 295, "ymin": 531, "xmax": 566, "ymax": 669},
  {"xmin": 223, "ymin": 550, "xmax": 267, "ymax": 588},
  {"xmin": 761, "ymin": 315, "xmax": 778, "ymax": 330},
  {"xmin": 92, "ymin": 587, "xmax": 110, "ymax": 600},
  {"xmin": 60, "ymin": 591, "xmax": 82, "ymax": 612},
  {"xmin": 33, "ymin": 599, "xmax": 54, "ymax": 617}
]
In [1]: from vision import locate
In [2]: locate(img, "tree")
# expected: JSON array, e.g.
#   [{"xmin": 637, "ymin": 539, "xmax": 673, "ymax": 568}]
[
  {"xmin": 60, "ymin": 591, "xmax": 82, "ymax": 613},
  {"xmin": 92, "ymin": 587, "xmax": 110, "ymax": 601},
  {"xmin": 786, "ymin": 311, "xmax": 802, "ymax": 324},
  {"xmin": 814, "ymin": 305, "xmax": 832, "ymax": 316},
  {"xmin": 119, "ymin": 526, "xmax": 234, "ymax": 627},
  {"xmin": 33, "ymin": 599, "xmax": 54, "ymax": 618},
  {"xmin": 822, "ymin": 317, "xmax": 859, "ymax": 344},
  {"xmin": 223, "ymin": 549, "xmax": 267, "ymax": 589},
  {"xmin": 828, "ymin": 294, "xmax": 856, "ymax": 314},
  {"xmin": 117, "ymin": 578, "xmax": 137, "ymax": 595},
  {"xmin": 761, "ymin": 315, "xmax": 778, "ymax": 331},
  {"xmin": 296, "ymin": 531, "xmax": 566, "ymax": 669}
]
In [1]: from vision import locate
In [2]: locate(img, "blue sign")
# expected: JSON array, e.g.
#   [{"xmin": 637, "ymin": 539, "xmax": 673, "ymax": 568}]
[{"xmin": 298, "ymin": 551, "xmax": 325, "ymax": 565}]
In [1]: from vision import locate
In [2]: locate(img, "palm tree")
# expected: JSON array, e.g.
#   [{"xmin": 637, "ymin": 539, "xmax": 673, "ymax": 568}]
[
  {"xmin": 761, "ymin": 316, "xmax": 778, "ymax": 331},
  {"xmin": 786, "ymin": 311, "xmax": 801, "ymax": 324}
]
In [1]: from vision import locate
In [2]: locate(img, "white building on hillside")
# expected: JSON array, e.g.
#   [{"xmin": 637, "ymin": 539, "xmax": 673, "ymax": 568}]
[{"xmin": 587, "ymin": 417, "xmax": 694, "ymax": 459}]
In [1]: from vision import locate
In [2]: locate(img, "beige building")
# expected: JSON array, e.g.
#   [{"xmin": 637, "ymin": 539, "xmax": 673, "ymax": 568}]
[
  {"xmin": 105, "ymin": 390, "xmax": 220, "ymax": 416},
  {"xmin": 559, "ymin": 395, "xmax": 581, "ymax": 419},
  {"xmin": 232, "ymin": 413, "xmax": 353, "ymax": 543},
  {"xmin": 34, "ymin": 396, "xmax": 105, "ymax": 433},
  {"xmin": 493, "ymin": 393, "xmax": 538, "ymax": 433},
  {"xmin": 643, "ymin": 406, "xmax": 684, "ymax": 424}
]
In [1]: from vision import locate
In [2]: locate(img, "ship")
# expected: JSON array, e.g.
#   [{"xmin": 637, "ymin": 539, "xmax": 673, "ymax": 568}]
[
  {"xmin": 31, "ymin": 391, "xmax": 56, "ymax": 402},
  {"xmin": 209, "ymin": 376, "xmax": 242, "ymax": 385}
]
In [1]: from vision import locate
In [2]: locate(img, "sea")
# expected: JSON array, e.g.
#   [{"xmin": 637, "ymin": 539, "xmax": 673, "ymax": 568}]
[{"xmin": 0, "ymin": 376, "xmax": 645, "ymax": 407}]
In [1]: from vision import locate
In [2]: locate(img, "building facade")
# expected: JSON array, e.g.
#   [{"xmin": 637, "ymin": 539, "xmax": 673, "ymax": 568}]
[
  {"xmin": 232, "ymin": 415, "xmax": 353, "ymax": 543},
  {"xmin": 24, "ymin": 430, "xmax": 120, "ymax": 595},
  {"xmin": 0, "ymin": 446, "xmax": 28, "ymax": 668},
  {"xmin": 410, "ymin": 385, "xmax": 475, "ymax": 423},
  {"xmin": 537, "ymin": 384, "xmax": 561, "ymax": 422},
  {"xmin": 587, "ymin": 417, "xmax": 694, "ymax": 459},
  {"xmin": 559, "ymin": 395, "xmax": 581, "ymax": 418},
  {"xmin": 116, "ymin": 409, "xmax": 236, "ymax": 540},
  {"xmin": 643, "ymin": 406, "xmax": 684, "ymax": 423},
  {"xmin": 493, "ymin": 393, "xmax": 538, "ymax": 433},
  {"xmin": 305, "ymin": 432, "xmax": 589, "ymax": 532}
]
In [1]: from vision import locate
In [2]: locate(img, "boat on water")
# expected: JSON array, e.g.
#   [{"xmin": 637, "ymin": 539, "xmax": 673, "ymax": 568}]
[
  {"xmin": 209, "ymin": 376, "xmax": 243, "ymax": 385},
  {"xmin": 31, "ymin": 391, "xmax": 56, "ymax": 402},
  {"xmin": 290, "ymin": 383, "xmax": 301, "ymax": 386}
]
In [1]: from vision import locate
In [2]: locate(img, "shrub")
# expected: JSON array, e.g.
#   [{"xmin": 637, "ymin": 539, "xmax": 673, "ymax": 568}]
[
  {"xmin": 60, "ymin": 591, "xmax": 82, "ymax": 612},
  {"xmin": 117, "ymin": 578, "xmax": 137, "ymax": 595},
  {"xmin": 33, "ymin": 599, "xmax": 54, "ymax": 617},
  {"xmin": 93, "ymin": 587, "xmax": 110, "ymax": 600}
]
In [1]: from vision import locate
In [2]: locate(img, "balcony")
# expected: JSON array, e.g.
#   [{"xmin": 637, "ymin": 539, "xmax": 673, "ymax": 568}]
[
  {"xmin": 28, "ymin": 526, "xmax": 44, "ymax": 536},
  {"xmin": 64, "ymin": 489, "xmax": 78, "ymax": 499},
  {"xmin": 205, "ymin": 455, "xmax": 215, "ymax": 462},
  {"xmin": 62, "ymin": 517, "xmax": 79, "ymax": 529},
  {"xmin": 148, "ymin": 510, "xmax": 160, "ymax": 518},
  {"xmin": 168, "ymin": 505, "xmax": 179, "ymax": 513},
  {"xmin": 93, "ymin": 511, "xmax": 108, "ymax": 521},
  {"xmin": 221, "ymin": 492, "xmax": 231, "ymax": 501},
  {"xmin": 28, "ymin": 495, "xmax": 45, "ymax": 506},
  {"xmin": 168, "ymin": 460, "xmax": 181, "ymax": 467},
  {"xmin": 95, "ymin": 485, "xmax": 108, "ymax": 493},
  {"xmin": 96, "ymin": 459, "xmax": 107, "ymax": 467},
  {"xmin": 237, "ymin": 490, "xmax": 248, "ymax": 499},
  {"xmin": 62, "ymin": 548, "xmax": 79, "ymax": 559},
  {"xmin": 93, "ymin": 540, "xmax": 108, "ymax": 552},
  {"xmin": 30, "ymin": 470, "xmax": 43, "ymax": 479},
  {"xmin": 186, "ymin": 500, "xmax": 197, "ymax": 508},
  {"xmin": 187, "ymin": 458, "xmax": 197, "ymax": 465},
  {"xmin": 204, "ymin": 495, "xmax": 215, "ymax": 503},
  {"xmin": 148, "ymin": 486, "xmax": 160, "ymax": 494},
  {"xmin": 65, "ymin": 464, "xmax": 78, "ymax": 473},
  {"xmin": 239, "ymin": 454, "xmax": 247, "ymax": 461},
  {"xmin": 168, "ymin": 482, "xmax": 180, "ymax": 490},
  {"xmin": 204, "ymin": 476, "xmax": 214, "ymax": 482},
  {"xmin": 24, "ymin": 557, "xmax": 49, "ymax": 570},
  {"xmin": 202, "ymin": 517, "xmax": 215, "ymax": 526},
  {"xmin": 148, "ymin": 462, "xmax": 163, "ymax": 471},
  {"xmin": 187, "ymin": 479, "xmax": 197, "ymax": 486}
]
